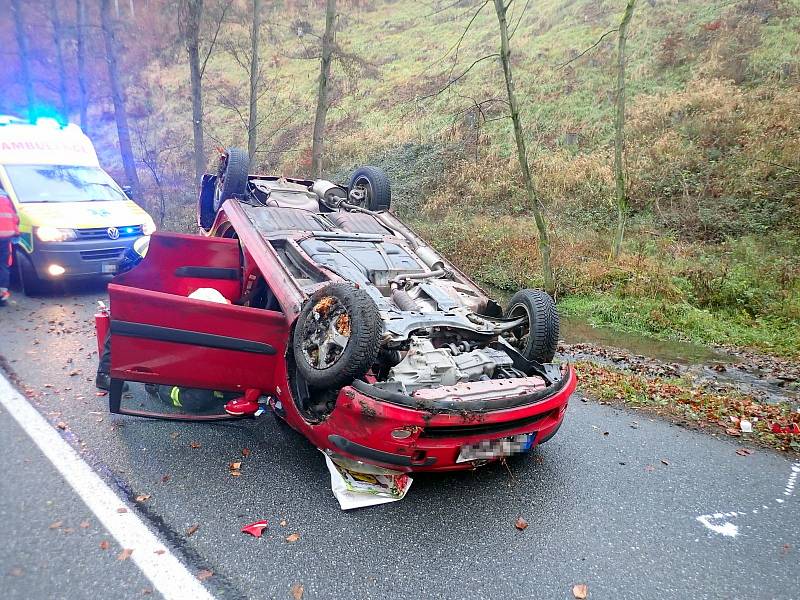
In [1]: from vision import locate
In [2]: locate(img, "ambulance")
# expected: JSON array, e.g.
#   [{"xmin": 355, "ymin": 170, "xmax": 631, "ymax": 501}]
[{"xmin": 0, "ymin": 115, "xmax": 156, "ymax": 294}]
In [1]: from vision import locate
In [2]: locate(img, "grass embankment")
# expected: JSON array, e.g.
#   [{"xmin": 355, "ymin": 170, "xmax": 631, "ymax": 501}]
[
  {"xmin": 115, "ymin": 0, "xmax": 799, "ymax": 358},
  {"xmin": 575, "ymin": 362, "xmax": 800, "ymax": 453}
]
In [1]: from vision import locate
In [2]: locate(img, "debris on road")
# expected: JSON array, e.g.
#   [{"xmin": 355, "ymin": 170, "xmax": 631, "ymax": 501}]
[
  {"xmin": 186, "ymin": 524, "xmax": 200, "ymax": 537},
  {"xmin": 285, "ymin": 533, "xmax": 301, "ymax": 543},
  {"xmin": 323, "ymin": 452, "xmax": 412, "ymax": 510},
  {"xmin": 740, "ymin": 419, "xmax": 753, "ymax": 433},
  {"xmin": 117, "ymin": 548, "xmax": 133, "ymax": 561},
  {"xmin": 572, "ymin": 583, "xmax": 589, "ymax": 599},
  {"xmin": 196, "ymin": 569, "xmax": 213, "ymax": 581},
  {"xmin": 291, "ymin": 583, "xmax": 304, "ymax": 599},
  {"xmin": 736, "ymin": 448, "xmax": 754, "ymax": 456},
  {"xmin": 515, "ymin": 517, "xmax": 529, "ymax": 531},
  {"xmin": 229, "ymin": 461, "xmax": 242, "ymax": 477},
  {"xmin": 241, "ymin": 520, "xmax": 268, "ymax": 538}
]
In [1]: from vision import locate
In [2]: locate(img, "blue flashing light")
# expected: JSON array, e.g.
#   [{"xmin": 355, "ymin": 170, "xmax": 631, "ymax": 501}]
[{"xmin": 122, "ymin": 227, "xmax": 136, "ymax": 234}]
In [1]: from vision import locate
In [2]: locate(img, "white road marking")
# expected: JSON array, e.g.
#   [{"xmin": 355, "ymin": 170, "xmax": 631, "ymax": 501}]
[
  {"xmin": 696, "ymin": 461, "xmax": 800, "ymax": 538},
  {"xmin": 0, "ymin": 374, "xmax": 216, "ymax": 600}
]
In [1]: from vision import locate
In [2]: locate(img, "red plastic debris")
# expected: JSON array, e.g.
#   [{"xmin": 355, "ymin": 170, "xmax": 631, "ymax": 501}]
[
  {"xmin": 241, "ymin": 520, "xmax": 269, "ymax": 538},
  {"xmin": 770, "ymin": 423, "xmax": 800, "ymax": 434}
]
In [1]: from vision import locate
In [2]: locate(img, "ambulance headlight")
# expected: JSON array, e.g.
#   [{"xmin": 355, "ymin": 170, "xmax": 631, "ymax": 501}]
[
  {"xmin": 36, "ymin": 227, "xmax": 76, "ymax": 242},
  {"xmin": 142, "ymin": 216, "xmax": 156, "ymax": 236}
]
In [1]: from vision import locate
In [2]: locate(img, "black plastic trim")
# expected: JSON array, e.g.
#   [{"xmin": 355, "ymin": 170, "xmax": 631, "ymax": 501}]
[
  {"xmin": 420, "ymin": 410, "xmax": 555, "ymax": 438},
  {"xmin": 111, "ymin": 320, "xmax": 276, "ymax": 355},
  {"xmin": 328, "ymin": 435, "xmax": 437, "ymax": 467},
  {"xmin": 174, "ymin": 266, "xmax": 239, "ymax": 280},
  {"xmin": 351, "ymin": 368, "xmax": 571, "ymax": 413}
]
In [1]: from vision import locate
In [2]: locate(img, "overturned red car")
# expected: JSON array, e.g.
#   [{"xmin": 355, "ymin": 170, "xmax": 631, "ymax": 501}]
[{"xmin": 103, "ymin": 148, "xmax": 577, "ymax": 472}]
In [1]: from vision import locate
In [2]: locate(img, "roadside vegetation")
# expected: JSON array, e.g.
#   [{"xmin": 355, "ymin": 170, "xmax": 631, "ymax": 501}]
[
  {"xmin": 575, "ymin": 361, "xmax": 800, "ymax": 453},
  {"xmin": 3, "ymin": 0, "xmax": 798, "ymax": 359}
]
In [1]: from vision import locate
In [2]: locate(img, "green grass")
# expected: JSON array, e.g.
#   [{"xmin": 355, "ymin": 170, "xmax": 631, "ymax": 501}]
[{"xmin": 559, "ymin": 294, "xmax": 800, "ymax": 358}]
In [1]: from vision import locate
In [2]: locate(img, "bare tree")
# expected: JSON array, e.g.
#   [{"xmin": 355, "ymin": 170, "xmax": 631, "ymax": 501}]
[
  {"xmin": 100, "ymin": 0, "xmax": 144, "ymax": 201},
  {"xmin": 611, "ymin": 0, "xmax": 637, "ymax": 260},
  {"xmin": 248, "ymin": 0, "xmax": 261, "ymax": 162},
  {"xmin": 76, "ymin": 0, "xmax": 89, "ymax": 132},
  {"xmin": 492, "ymin": 0, "xmax": 554, "ymax": 294},
  {"xmin": 181, "ymin": 0, "xmax": 231, "ymax": 182},
  {"xmin": 311, "ymin": 0, "xmax": 336, "ymax": 179},
  {"xmin": 11, "ymin": 0, "xmax": 36, "ymax": 114},
  {"xmin": 50, "ymin": 0, "xmax": 70, "ymax": 120}
]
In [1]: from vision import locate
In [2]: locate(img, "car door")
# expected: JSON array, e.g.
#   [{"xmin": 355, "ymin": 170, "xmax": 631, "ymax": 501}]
[{"xmin": 107, "ymin": 231, "xmax": 290, "ymax": 420}]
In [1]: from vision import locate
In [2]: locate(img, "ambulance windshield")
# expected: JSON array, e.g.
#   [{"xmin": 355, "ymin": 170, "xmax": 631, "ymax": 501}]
[{"xmin": 5, "ymin": 165, "xmax": 127, "ymax": 203}]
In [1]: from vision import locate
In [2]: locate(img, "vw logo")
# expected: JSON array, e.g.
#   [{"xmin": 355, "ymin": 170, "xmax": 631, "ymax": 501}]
[{"xmin": 107, "ymin": 227, "xmax": 120, "ymax": 240}]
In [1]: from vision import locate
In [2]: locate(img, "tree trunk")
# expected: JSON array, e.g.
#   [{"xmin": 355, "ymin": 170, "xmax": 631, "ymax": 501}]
[
  {"xmin": 100, "ymin": 0, "xmax": 143, "ymax": 201},
  {"xmin": 247, "ymin": 0, "xmax": 261, "ymax": 164},
  {"xmin": 611, "ymin": 0, "xmax": 637, "ymax": 260},
  {"xmin": 492, "ymin": 0, "xmax": 554, "ymax": 295},
  {"xmin": 311, "ymin": 0, "xmax": 336, "ymax": 179},
  {"xmin": 50, "ymin": 0, "xmax": 70, "ymax": 121},
  {"xmin": 186, "ymin": 0, "xmax": 205, "ymax": 183},
  {"xmin": 11, "ymin": 0, "xmax": 36, "ymax": 114},
  {"xmin": 76, "ymin": 0, "xmax": 89, "ymax": 133}
]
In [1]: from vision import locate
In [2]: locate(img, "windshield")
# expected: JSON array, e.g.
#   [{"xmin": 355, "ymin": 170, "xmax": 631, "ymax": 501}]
[{"xmin": 4, "ymin": 165, "xmax": 127, "ymax": 203}]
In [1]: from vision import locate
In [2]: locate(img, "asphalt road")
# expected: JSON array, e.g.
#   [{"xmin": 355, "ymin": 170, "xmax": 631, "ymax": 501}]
[{"xmin": 1, "ymin": 283, "xmax": 798, "ymax": 600}]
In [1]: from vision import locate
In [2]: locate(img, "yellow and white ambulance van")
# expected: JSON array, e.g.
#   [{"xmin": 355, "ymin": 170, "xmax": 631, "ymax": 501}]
[{"xmin": 0, "ymin": 115, "xmax": 155, "ymax": 294}]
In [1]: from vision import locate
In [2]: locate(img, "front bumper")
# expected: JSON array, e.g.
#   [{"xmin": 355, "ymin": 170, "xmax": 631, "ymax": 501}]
[
  {"xmin": 306, "ymin": 364, "xmax": 577, "ymax": 472},
  {"xmin": 29, "ymin": 236, "xmax": 141, "ymax": 279}
]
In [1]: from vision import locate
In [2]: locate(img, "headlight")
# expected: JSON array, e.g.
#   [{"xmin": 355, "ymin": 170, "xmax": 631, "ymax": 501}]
[
  {"xmin": 36, "ymin": 226, "xmax": 76, "ymax": 242},
  {"xmin": 142, "ymin": 217, "xmax": 156, "ymax": 236},
  {"xmin": 132, "ymin": 235, "xmax": 150, "ymax": 258}
]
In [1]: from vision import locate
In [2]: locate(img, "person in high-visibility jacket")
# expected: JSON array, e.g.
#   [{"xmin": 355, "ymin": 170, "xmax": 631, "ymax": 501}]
[{"xmin": 0, "ymin": 188, "xmax": 20, "ymax": 307}]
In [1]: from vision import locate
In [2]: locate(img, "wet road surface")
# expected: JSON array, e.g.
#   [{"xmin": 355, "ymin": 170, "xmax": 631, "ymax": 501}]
[{"xmin": 1, "ymin": 285, "xmax": 798, "ymax": 599}]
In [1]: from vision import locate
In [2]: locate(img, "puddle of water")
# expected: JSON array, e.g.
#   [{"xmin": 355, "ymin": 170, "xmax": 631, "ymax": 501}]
[{"xmin": 560, "ymin": 317, "xmax": 736, "ymax": 366}]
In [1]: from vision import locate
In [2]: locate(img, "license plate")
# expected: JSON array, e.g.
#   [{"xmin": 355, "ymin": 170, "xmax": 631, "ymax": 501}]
[
  {"xmin": 456, "ymin": 433, "xmax": 535, "ymax": 463},
  {"xmin": 101, "ymin": 262, "xmax": 117, "ymax": 274}
]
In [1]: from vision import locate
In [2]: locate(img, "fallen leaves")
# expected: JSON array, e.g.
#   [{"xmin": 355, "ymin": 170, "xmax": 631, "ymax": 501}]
[
  {"xmin": 117, "ymin": 507, "xmax": 128, "ymax": 513},
  {"xmin": 572, "ymin": 583, "xmax": 589, "ymax": 599},
  {"xmin": 736, "ymin": 448, "xmax": 754, "ymax": 456},
  {"xmin": 160, "ymin": 474, "xmax": 171, "ymax": 483},
  {"xmin": 241, "ymin": 448, "xmax": 251, "ymax": 457},
  {"xmin": 117, "ymin": 548, "xmax": 133, "ymax": 561},
  {"xmin": 230, "ymin": 461, "xmax": 242, "ymax": 477},
  {"xmin": 79, "ymin": 521, "xmax": 90, "ymax": 529},
  {"xmin": 291, "ymin": 583, "xmax": 304, "ymax": 600},
  {"xmin": 514, "ymin": 517, "xmax": 529, "ymax": 531},
  {"xmin": 135, "ymin": 494, "xmax": 151, "ymax": 503},
  {"xmin": 186, "ymin": 524, "xmax": 200, "ymax": 537},
  {"xmin": 56, "ymin": 422, "xmax": 67, "ymax": 430},
  {"xmin": 189, "ymin": 441, "xmax": 201, "ymax": 449},
  {"xmin": 49, "ymin": 520, "xmax": 63, "ymax": 529},
  {"xmin": 241, "ymin": 520, "xmax": 269, "ymax": 538},
  {"xmin": 196, "ymin": 569, "xmax": 213, "ymax": 581},
  {"xmin": 99, "ymin": 540, "xmax": 110, "ymax": 550},
  {"xmin": 285, "ymin": 533, "xmax": 301, "ymax": 543}
]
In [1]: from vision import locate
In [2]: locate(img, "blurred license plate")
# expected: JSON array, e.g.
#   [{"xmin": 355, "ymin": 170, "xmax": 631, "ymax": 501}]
[
  {"xmin": 456, "ymin": 433, "xmax": 535, "ymax": 463},
  {"xmin": 101, "ymin": 262, "xmax": 117, "ymax": 274}
]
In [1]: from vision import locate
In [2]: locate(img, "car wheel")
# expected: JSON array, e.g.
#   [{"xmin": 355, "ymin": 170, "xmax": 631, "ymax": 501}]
[
  {"xmin": 348, "ymin": 166, "xmax": 391, "ymax": 211},
  {"xmin": 505, "ymin": 289, "xmax": 559, "ymax": 364},
  {"xmin": 212, "ymin": 147, "xmax": 250, "ymax": 213},
  {"xmin": 292, "ymin": 283, "xmax": 382, "ymax": 389},
  {"xmin": 17, "ymin": 251, "xmax": 48, "ymax": 296}
]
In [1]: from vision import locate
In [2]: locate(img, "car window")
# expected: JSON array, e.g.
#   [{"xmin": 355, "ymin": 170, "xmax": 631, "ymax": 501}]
[
  {"xmin": 5, "ymin": 164, "xmax": 127, "ymax": 203},
  {"xmin": 241, "ymin": 270, "xmax": 281, "ymax": 311}
]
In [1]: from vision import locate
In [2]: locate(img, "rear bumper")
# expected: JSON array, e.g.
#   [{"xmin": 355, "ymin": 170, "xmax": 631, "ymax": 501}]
[
  {"xmin": 307, "ymin": 364, "xmax": 578, "ymax": 472},
  {"xmin": 28, "ymin": 237, "xmax": 141, "ymax": 279}
]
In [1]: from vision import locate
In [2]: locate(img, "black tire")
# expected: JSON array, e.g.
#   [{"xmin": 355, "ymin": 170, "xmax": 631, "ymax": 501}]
[
  {"xmin": 348, "ymin": 166, "xmax": 391, "ymax": 211},
  {"xmin": 505, "ymin": 289, "xmax": 559, "ymax": 364},
  {"xmin": 292, "ymin": 283, "xmax": 382, "ymax": 389},
  {"xmin": 213, "ymin": 147, "xmax": 250, "ymax": 212},
  {"xmin": 17, "ymin": 251, "xmax": 48, "ymax": 296}
]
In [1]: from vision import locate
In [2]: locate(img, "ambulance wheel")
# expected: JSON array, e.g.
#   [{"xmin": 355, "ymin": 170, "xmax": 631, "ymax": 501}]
[{"xmin": 17, "ymin": 252, "xmax": 48, "ymax": 296}]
